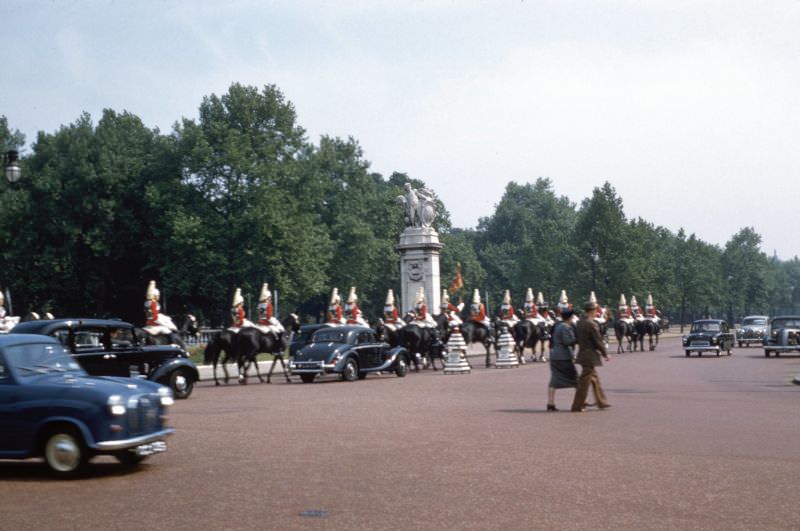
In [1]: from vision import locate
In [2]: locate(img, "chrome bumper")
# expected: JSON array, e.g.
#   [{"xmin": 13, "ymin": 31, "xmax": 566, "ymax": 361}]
[
  {"xmin": 289, "ymin": 361, "xmax": 336, "ymax": 374},
  {"xmin": 96, "ymin": 428, "xmax": 175, "ymax": 452}
]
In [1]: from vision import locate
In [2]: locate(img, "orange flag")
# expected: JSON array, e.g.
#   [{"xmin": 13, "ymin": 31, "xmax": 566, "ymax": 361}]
[{"xmin": 448, "ymin": 262, "xmax": 463, "ymax": 294}]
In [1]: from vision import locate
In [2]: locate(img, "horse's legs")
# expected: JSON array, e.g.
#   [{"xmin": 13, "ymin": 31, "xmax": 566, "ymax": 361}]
[
  {"xmin": 278, "ymin": 356, "xmax": 291, "ymax": 382},
  {"xmin": 485, "ymin": 342, "xmax": 492, "ymax": 368},
  {"xmin": 221, "ymin": 354, "xmax": 231, "ymax": 384},
  {"xmin": 252, "ymin": 355, "xmax": 265, "ymax": 383},
  {"xmin": 266, "ymin": 357, "xmax": 277, "ymax": 383},
  {"xmin": 212, "ymin": 361, "xmax": 220, "ymax": 386}
]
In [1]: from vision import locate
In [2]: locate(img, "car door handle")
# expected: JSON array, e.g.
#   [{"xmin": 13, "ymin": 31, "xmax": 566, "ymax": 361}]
[{"xmin": 103, "ymin": 354, "xmax": 117, "ymax": 359}]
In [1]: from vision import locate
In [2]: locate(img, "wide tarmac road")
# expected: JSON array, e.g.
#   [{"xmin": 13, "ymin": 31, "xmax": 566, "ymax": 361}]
[{"xmin": 2, "ymin": 335, "xmax": 799, "ymax": 530}]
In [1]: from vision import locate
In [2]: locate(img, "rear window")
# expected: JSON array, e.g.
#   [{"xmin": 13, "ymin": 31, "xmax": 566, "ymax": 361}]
[{"xmin": 313, "ymin": 330, "xmax": 347, "ymax": 343}]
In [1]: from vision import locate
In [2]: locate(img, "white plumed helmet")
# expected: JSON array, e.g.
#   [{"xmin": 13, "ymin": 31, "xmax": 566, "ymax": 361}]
[
  {"xmin": 502, "ymin": 290, "xmax": 511, "ymax": 304},
  {"xmin": 472, "ymin": 289, "xmax": 481, "ymax": 304},
  {"xmin": 619, "ymin": 294, "xmax": 627, "ymax": 306},
  {"xmin": 385, "ymin": 289, "xmax": 395, "ymax": 306},
  {"xmin": 146, "ymin": 280, "xmax": 160, "ymax": 300},
  {"xmin": 232, "ymin": 288, "xmax": 244, "ymax": 307},
  {"xmin": 259, "ymin": 283, "xmax": 271, "ymax": 302},
  {"xmin": 525, "ymin": 288, "xmax": 534, "ymax": 302}
]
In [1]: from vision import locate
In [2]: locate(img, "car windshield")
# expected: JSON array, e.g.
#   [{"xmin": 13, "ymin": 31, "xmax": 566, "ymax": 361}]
[
  {"xmin": 312, "ymin": 329, "xmax": 348, "ymax": 343},
  {"xmin": 3, "ymin": 342, "xmax": 84, "ymax": 379},
  {"xmin": 742, "ymin": 317, "xmax": 766, "ymax": 326},
  {"xmin": 772, "ymin": 318, "xmax": 800, "ymax": 329},
  {"xmin": 692, "ymin": 321, "xmax": 720, "ymax": 333}
]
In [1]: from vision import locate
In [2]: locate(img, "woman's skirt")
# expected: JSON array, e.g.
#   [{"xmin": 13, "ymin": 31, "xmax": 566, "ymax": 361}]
[{"xmin": 548, "ymin": 359, "xmax": 578, "ymax": 389}]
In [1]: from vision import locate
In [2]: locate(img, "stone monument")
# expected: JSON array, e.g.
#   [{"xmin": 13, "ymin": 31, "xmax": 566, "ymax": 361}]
[{"xmin": 396, "ymin": 183, "xmax": 444, "ymax": 314}]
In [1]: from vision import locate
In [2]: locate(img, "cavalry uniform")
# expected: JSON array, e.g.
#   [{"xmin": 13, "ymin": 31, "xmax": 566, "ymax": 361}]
[
  {"xmin": 590, "ymin": 291, "xmax": 607, "ymax": 328},
  {"xmin": 617, "ymin": 294, "xmax": 634, "ymax": 324},
  {"xmin": 413, "ymin": 287, "xmax": 437, "ymax": 328},
  {"xmin": 143, "ymin": 280, "xmax": 177, "ymax": 335},
  {"xmin": 344, "ymin": 287, "xmax": 369, "ymax": 326},
  {"xmin": 326, "ymin": 288, "xmax": 345, "ymax": 326},
  {"xmin": 555, "ymin": 290, "xmax": 576, "ymax": 323},
  {"xmin": 630, "ymin": 295, "xmax": 644, "ymax": 321},
  {"xmin": 440, "ymin": 289, "xmax": 464, "ymax": 328},
  {"xmin": 383, "ymin": 289, "xmax": 404, "ymax": 332},
  {"xmin": 255, "ymin": 283, "xmax": 284, "ymax": 336},
  {"xmin": 469, "ymin": 289, "xmax": 491, "ymax": 328},
  {"xmin": 536, "ymin": 291, "xmax": 555, "ymax": 327},
  {"xmin": 0, "ymin": 292, "xmax": 19, "ymax": 333},
  {"xmin": 644, "ymin": 293, "xmax": 660, "ymax": 324},
  {"xmin": 228, "ymin": 288, "xmax": 254, "ymax": 332},
  {"xmin": 499, "ymin": 289, "xmax": 520, "ymax": 328}
]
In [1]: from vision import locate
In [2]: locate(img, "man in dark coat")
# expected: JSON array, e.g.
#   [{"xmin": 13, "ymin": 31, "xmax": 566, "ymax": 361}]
[{"xmin": 571, "ymin": 300, "xmax": 612, "ymax": 412}]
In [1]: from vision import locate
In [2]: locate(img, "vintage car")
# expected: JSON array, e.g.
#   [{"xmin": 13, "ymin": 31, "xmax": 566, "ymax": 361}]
[
  {"xmin": 762, "ymin": 315, "xmax": 800, "ymax": 357},
  {"xmin": 11, "ymin": 319, "xmax": 198, "ymax": 399},
  {"xmin": 735, "ymin": 315, "xmax": 769, "ymax": 347},
  {"xmin": 289, "ymin": 323, "xmax": 327, "ymax": 358},
  {"xmin": 289, "ymin": 325, "xmax": 411, "ymax": 383},
  {"xmin": 682, "ymin": 319, "xmax": 735, "ymax": 357},
  {"xmin": 0, "ymin": 334, "xmax": 174, "ymax": 476}
]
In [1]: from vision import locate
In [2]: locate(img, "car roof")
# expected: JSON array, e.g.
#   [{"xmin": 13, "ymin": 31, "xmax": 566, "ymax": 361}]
[
  {"xmin": 10, "ymin": 318, "xmax": 134, "ymax": 335},
  {"xmin": 693, "ymin": 319, "xmax": 724, "ymax": 323},
  {"xmin": 771, "ymin": 315, "xmax": 800, "ymax": 320},
  {"xmin": 742, "ymin": 315, "xmax": 768, "ymax": 319},
  {"xmin": 0, "ymin": 333, "xmax": 62, "ymax": 347}
]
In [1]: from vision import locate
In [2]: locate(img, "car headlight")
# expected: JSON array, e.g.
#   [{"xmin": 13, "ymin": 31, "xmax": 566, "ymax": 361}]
[
  {"xmin": 158, "ymin": 386, "xmax": 174, "ymax": 407},
  {"xmin": 107, "ymin": 395, "xmax": 127, "ymax": 416},
  {"xmin": 710, "ymin": 337, "xmax": 717, "ymax": 344}
]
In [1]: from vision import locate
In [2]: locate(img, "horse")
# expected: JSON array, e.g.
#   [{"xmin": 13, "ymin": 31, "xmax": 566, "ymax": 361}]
[
  {"xmin": 512, "ymin": 317, "xmax": 546, "ymax": 362},
  {"xmin": 640, "ymin": 318, "xmax": 660, "ymax": 351},
  {"xmin": 236, "ymin": 314, "xmax": 301, "ymax": 384},
  {"xmin": 203, "ymin": 329, "xmax": 238, "ymax": 386},
  {"xmin": 613, "ymin": 319, "xmax": 635, "ymax": 353},
  {"xmin": 373, "ymin": 318, "xmax": 403, "ymax": 348},
  {"xmin": 399, "ymin": 322, "xmax": 445, "ymax": 371},
  {"xmin": 137, "ymin": 313, "xmax": 198, "ymax": 349},
  {"xmin": 460, "ymin": 320, "xmax": 494, "ymax": 368}
]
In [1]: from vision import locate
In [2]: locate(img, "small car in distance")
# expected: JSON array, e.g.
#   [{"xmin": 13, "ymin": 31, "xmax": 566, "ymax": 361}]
[
  {"xmin": 11, "ymin": 319, "xmax": 199, "ymax": 398},
  {"xmin": 289, "ymin": 325, "xmax": 411, "ymax": 383},
  {"xmin": 735, "ymin": 315, "xmax": 769, "ymax": 347},
  {"xmin": 762, "ymin": 315, "xmax": 800, "ymax": 357},
  {"xmin": 0, "ymin": 334, "xmax": 174, "ymax": 476},
  {"xmin": 682, "ymin": 319, "xmax": 735, "ymax": 357}
]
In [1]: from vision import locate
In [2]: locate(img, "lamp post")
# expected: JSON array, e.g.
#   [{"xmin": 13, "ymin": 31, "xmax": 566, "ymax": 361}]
[
  {"xmin": 726, "ymin": 274, "xmax": 734, "ymax": 324},
  {"xmin": 4, "ymin": 150, "xmax": 22, "ymax": 184},
  {"xmin": 590, "ymin": 247, "xmax": 599, "ymax": 295}
]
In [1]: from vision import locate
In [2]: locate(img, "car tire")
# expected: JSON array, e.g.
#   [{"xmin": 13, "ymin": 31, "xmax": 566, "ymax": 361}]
[
  {"xmin": 738, "ymin": 341, "xmax": 743, "ymax": 348},
  {"xmin": 169, "ymin": 368, "xmax": 194, "ymax": 399},
  {"xmin": 341, "ymin": 359, "xmax": 359, "ymax": 382},
  {"xmin": 43, "ymin": 427, "xmax": 88, "ymax": 477},
  {"xmin": 685, "ymin": 350, "xmax": 690, "ymax": 357},
  {"xmin": 115, "ymin": 450, "xmax": 147, "ymax": 466},
  {"xmin": 357, "ymin": 371, "xmax": 367, "ymax": 380},
  {"xmin": 395, "ymin": 356, "xmax": 409, "ymax": 377},
  {"xmin": 716, "ymin": 349, "xmax": 720, "ymax": 356},
  {"xmin": 698, "ymin": 352, "xmax": 702, "ymax": 357},
  {"xmin": 300, "ymin": 374, "xmax": 315, "ymax": 384},
  {"xmin": 764, "ymin": 350, "xmax": 771, "ymax": 357}
]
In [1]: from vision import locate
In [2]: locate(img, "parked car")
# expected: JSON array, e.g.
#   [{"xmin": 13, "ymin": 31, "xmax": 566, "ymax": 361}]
[
  {"xmin": 289, "ymin": 323, "xmax": 327, "ymax": 358},
  {"xmin": 289, "ymin": 325, "xmax": 411, "ymax": 383},
  {"xmin": 682, "ymin": 319, "xmax": 735, "ymax": 357},
  {"xmin": 762, "ymin": 315, "xmax": 800, "ymax": 357},
  {"xmin": 0, "ymin": 334, "xmax": 174, "ymax": 476},
  {"xmin": 735, "ymin": 315, "xmax": 769, "ymax": 347},
  {"xmin": 11, "ymin": 319, "xmax": 199, "ymax": 398}
]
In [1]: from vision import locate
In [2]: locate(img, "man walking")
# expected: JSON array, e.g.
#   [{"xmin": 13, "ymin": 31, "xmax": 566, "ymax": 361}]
[{"xmin": 571, "ymin": 300, "xmax": 612, "ymax": 412}]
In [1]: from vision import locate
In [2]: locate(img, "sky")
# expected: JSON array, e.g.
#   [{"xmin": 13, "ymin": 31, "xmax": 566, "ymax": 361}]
[{"xmin": 3, "ymin": 0, "xmax": 799, "ymax": 259}]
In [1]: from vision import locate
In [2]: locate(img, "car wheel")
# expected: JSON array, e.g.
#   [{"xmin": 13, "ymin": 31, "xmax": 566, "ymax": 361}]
[
  {"xmin": 738, "ymin": 341, "xmax": 743, "ymax": 348},
  {"xmin": 341, "ymin": 359, "xmax": 359, "ymax": 382},
  {"xmin": 764, "ymin": 350, "xmax": 771, "ymax": 357},
  {"xmin": 300, "ymin": 374, "xmax": 315, "ymax": 384},
  {"xmin": 43, "ymin": 427, "xmax": 88, "ymax": 477},
  {"xmin": 395, "ymin": 356, "xmax": 409, "ymax": 377},
  {"xmin": 169, "ymin": 368, "xmax": 194, "ymax": 399},
  {"xmin": 698, "ymin": 352, "xmax": 702, "ymax": 357},
  {"xmin": 685, "ymin": 350, "xmax": 690, "ymax": 357},
  {"xmin": 115, "ymin": 450, "xmax": 147, "ymax": 466},
  {"xmin": 716, "ymin": 349, "xmax": 720, "ymax": 356},
  {"xmin": 358, "ymin": 371, "xmax": 367, "ymax": 380}
]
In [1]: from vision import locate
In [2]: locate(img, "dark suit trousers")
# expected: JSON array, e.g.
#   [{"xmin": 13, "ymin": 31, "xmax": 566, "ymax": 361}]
[{"xmin": 571, "ymin": 365, "xmax": 609, "ymax": 410}]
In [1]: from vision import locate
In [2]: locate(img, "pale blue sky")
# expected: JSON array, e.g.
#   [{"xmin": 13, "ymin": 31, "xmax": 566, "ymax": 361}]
[{"xmin": 3, "ymin": 0, "xmax": 799, "ymax": 258}]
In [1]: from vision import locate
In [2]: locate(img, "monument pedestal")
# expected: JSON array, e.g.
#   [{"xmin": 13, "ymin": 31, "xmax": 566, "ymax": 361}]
[
  {"xmin": 397, "ymin": 227, "xmax": 444, "ymax": 315},
  {"xmin": 443, "ymin": 329, "xmax": 471, "ymax": 374},
  {"xmin": 494, "ymin": 329, "xmax": 519, "ymax": 368}
]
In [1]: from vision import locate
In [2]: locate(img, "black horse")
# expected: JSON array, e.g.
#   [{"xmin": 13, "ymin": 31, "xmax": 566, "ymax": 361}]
[
  {"xmin": 236, "ymin": 314, "xmax": 301, "ymax": 384},
  {"xmin": 203, "ymin": 329, "xmax": 238, "ymax": 386},
  {"xmin": 460, "ymin": 320, "xmax": 494, "ymax": 368},
  {"xmin": 614, "ymin": 319, "xmax": 635, "ymax": 353},
  {"xmin": 512, "ymin": 318, "xmax": 547, "ymax": 362},
  {"xmin": 373, "ymin": 318, "xmax": 403, "ymax": 347},
  {"xmin": 399, "ymin": 322, "xmax": 445, "ymax": 371},
  {"xmin": 638, "ymin": 319, "xmax": 660, "ymax": 351}
]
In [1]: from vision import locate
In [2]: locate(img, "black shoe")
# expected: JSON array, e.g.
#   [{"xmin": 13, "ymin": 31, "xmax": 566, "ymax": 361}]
[
  {"xmin": 571, "ymin": 407, "xmax": 586, "ymax": 412},
  {"xmin": 598, "ymin": 403, "xmax": 612, "ymax": 410},
  {"xmin": 547, "ymin": 404, "xmax": 558, "ymax": 411}
]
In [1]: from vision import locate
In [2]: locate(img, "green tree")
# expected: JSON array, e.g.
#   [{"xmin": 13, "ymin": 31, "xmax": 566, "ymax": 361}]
[{"xmin": 722, "ymin": 227, "xmax": 770, "ymax": 318}]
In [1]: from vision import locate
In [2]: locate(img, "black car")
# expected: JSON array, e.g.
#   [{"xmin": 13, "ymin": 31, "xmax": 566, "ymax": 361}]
[
  {"xmin": 735, "ymin": 315, "xmax": 769, "ymax": 347},
  {"xmin": 289, "ymin": 323, "xmax": 327, "ymax": 358},
  {"xmin": 11, "ymin": 319, "xmax": 199, "ymax": 398},
  {"xmin": 0, "ymin": 334, "xmax": 174, "ymax": 476},
  {"xmin": 289, "ymin": 325, "xmax": 410, "ymax": 383},
  {"xmin": 763, "ymin": 315, "xmax": 800, "ymax": 357},
  {"xmin": 682, "ymin": 319, "xmax": 735, "ymax": 357}
]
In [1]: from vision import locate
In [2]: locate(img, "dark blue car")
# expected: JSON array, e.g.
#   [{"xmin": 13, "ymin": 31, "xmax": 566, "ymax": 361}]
[{"xmin": 0, "ymin": 334, "xmax": 174, "ymax": 476}]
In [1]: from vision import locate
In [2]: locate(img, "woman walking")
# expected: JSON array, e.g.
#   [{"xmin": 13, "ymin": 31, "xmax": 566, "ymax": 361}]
[{"xmin": 547, "ymin": 308, "xmax": 578, "ymax": 411}]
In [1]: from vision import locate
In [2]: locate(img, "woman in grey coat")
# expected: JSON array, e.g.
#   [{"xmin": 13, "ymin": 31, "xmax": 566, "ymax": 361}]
[{"xmin": 547, "ymin": 308, "xmax": 578, "ymax": 411}]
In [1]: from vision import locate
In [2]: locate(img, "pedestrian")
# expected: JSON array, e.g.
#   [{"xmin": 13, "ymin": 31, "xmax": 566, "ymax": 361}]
[
  {"xmin": 546, "ymin": 307, "xmax": 578, "ymax": 411},
  {"xmin": 571, "ymin": 300, "xmax": 612, "ymax": 412}
]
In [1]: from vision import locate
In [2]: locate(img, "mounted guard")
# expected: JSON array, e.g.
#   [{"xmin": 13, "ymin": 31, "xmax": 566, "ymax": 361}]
[
  {"xmin": 382, "ymin": 289, "xmax": 404, "ymax": 332},
  {"xmin": 469, "ymin": 289, "xmax": 491, "ymax": 329},
  {"xmin": 618, "ymin": 294, "xmax": 634, "ymax": 324},
  {"xmin": 440, "ymin": 289, "xmax": 464, "ymax": 328},
  {"xmin": 412, "ymin": 287, "xmax": 436, "ymax": 328},
  {"xmin": 326, "ymin": 288, "xmax": 345, "ymax": 326},
  {"xmin": 644, "ymin": 293, "xmax": 660, "ymax": 324},
  {"xmin": 555, "ymin": 290, "xmax": 575, "ymax": 323},
  {"xmin": 630, "ymin": 295, "xmax": 644, "ymax": 321},
  {"xmin": 228, "ymin": 288, "xmax": 254, "ymax": 332},
  {"xmin": 344, "ymin": 286, "xmax": 369, "ymax": 326},
  {"xmin": 143, "ymin": 280, "xmax": 178, "ymax": 336},
  {"xmin": 254, "ymin": 283, "xmax": 284, "ymax": 336},
  {"xmin": 498, "ymin": 289, "xmax": 520, "ymax": 329},
  {"xmin": 0, "ymin": 291, "xmax": 19, "ymax": 333},
  {"xmin": 537, "ymin": 291, "xmax": 555, "ymax": 327}
]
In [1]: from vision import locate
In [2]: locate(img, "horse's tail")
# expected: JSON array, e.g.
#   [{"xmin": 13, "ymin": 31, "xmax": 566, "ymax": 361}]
[{"xmin": 203, "ymin": 335, "xmax": 220, "ymax": 365}]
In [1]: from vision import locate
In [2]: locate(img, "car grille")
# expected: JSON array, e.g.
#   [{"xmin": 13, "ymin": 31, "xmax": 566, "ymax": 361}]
[
  {"xmin": 742, "ymin": 330, "xmax": 762, "ymax": 338},
  {"xmin": 293, "ymin": 361, "xmax": 323, "ymax": 370},
  {"xmin": 690, "ymin": 340, "xmax": 710, "ymax": 347},
  {"xmin": 127, "ymin": 395, "xmax": 161, "ymax": 436}
]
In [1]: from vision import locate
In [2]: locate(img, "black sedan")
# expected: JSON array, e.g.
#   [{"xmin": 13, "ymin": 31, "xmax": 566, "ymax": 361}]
[
  {"xmin": 11, "ymin": 319, "xmax": 198, "ymax": 398},
  {"xmin": 763, "ymin": 315, "xmax": 800, "ymax": 357},
  {"xmin": 289, "ymin": 325, "xmax": 410, "ymax": 383},
  {"xmin": 0, "ymin": 334, "xmax": 174, "ymax": 476},
  {"xmin": 682, "ymin": 319, "xmax": 735, "ymax": 357}
]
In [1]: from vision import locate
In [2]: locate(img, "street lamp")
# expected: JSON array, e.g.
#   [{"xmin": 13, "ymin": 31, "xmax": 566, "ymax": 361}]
[
  {"xmin": 726, "ymin": 274, "xmax": 734, "ymax": 324},
  {"xmin": 4, "ymin": 150, "xmax": 22, "ymax": 183},
  {"xmin": 590, "ymin": 247, "xmax": 599, "ymax": 294}
]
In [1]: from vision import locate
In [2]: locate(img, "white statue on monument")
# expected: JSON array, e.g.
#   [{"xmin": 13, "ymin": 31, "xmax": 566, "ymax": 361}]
[{"xmin": 398, "ymin": 183, "xmax": 437, "ymax": 229}]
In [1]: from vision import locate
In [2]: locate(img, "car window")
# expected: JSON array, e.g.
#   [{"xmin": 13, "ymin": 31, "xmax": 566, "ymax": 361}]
[
  {"xmin": 3, "ymin": 342, "xmax": 84, "ymax": 380},
  {"xmin": 74, "ymin": 329, "xmax": 104, "ymax": 348},
  {"xmin": 773, "ymin": 318, "xmax": 800, "ymax": 329},
  {"xmin": 743, "ymin": 317, "xmax": 766, "ymax": 326},
  {"xmin": 357, "ymin": 331, "xmax": 374, "ymax": 345},
  {"xmin": 109, "ymin": 327, "xmax": 135, "ymax": 349},
  {"xmin": 313, "ymin": 330, "xmax": 347, "ymax": 343}
]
